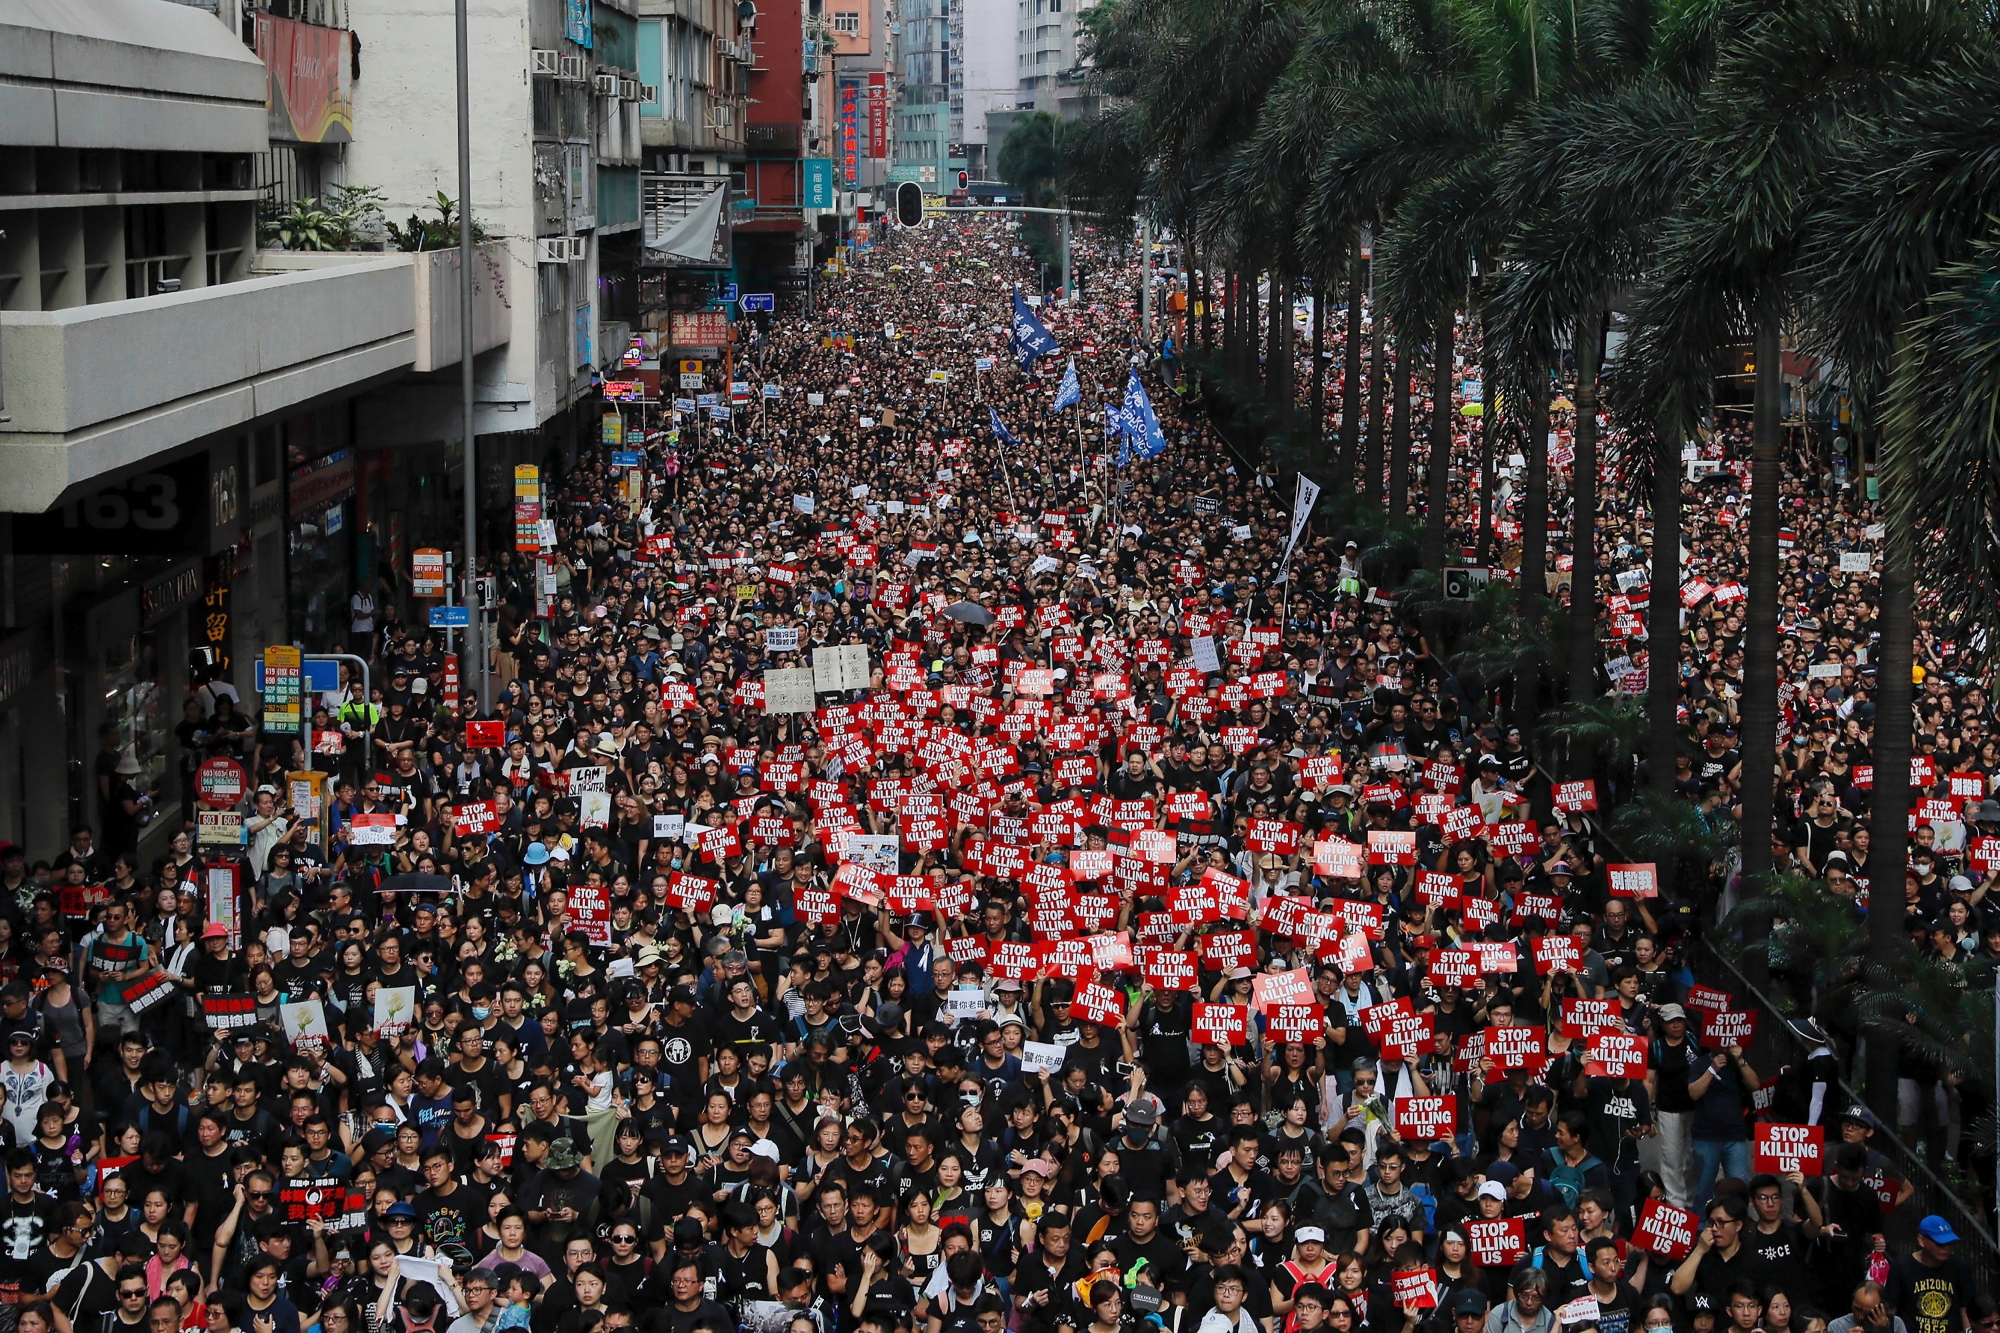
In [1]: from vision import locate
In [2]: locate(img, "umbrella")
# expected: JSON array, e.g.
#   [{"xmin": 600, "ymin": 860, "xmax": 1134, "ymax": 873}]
[
  {"xmin": 379, "ymin": 872, "xmax": 452, "ymax": 895},
  {"xmin": 944, "ymin": 600, "xmax": 996, "ymax": 626}
]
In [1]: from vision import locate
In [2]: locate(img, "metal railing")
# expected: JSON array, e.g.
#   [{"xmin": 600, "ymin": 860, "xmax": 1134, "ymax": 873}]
[
  {"xmin": 1692, "ymin": 939, "xmax": 2000, "ymax": 1300},
  {"xmin": 1568, "ymin": 805, "xmax": 2000, "ymax": 1296}
]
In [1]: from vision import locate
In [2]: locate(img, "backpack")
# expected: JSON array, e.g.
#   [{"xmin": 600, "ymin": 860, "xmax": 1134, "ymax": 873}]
[
  {"xmin": 1543, "ymin": 1147, "xmax": 1603, "ymax": 1208},
  {"xmin": 1408, "ymin": 1181, "xmax": 1438, "ymax": 1230}
]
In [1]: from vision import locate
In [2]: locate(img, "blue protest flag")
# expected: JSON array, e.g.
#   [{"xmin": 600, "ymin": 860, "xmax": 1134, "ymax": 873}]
[
  {"xmin": 1009, "ymin": 288, "xmax": 1061, "ymax": 371},
  {"xmin": 1052, "ymin": 357, "xmax": 1081, "ymax": 412},
  {"xmin": 989, "ymin": 406, "xmax": 1020, "ymax": 447}
]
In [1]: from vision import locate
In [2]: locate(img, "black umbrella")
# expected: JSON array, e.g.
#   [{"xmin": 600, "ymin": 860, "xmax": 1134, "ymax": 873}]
[
  {"xmin": 379, "ymin": 872, "xmax": 452, "ymax": 895},
  {"xmin": 944, "ymin": 600, "xmax": 996, "ymax": 626}
]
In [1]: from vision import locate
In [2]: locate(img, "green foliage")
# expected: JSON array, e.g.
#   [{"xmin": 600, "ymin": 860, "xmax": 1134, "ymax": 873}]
[
  {"xmin": 1534, "ymin": 699, "xmax": 1648, "ymax": 780},
  {"xmin": 998, "ymin": 113, "xmax": 1064, "ymax": 209},
  {"xmin": 386, "ymin": 191, "xmax": 492, "ymax": 253},
  {"xmin": 1609, "ymin": 789, "xmax": 1736, "ymax": 881},
  {"xmin": 260, "ymin": 184, "xmax": 387, "ymax": 252},
  {"xmin": 1718, "ymin": 870, "xmax": 1867, "ymax": 1017}
]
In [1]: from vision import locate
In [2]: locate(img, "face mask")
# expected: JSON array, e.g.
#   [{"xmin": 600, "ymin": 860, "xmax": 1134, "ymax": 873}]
[{"xmin": 472, "ymin": 1007, "xmax": 490, "ymax": 1021}]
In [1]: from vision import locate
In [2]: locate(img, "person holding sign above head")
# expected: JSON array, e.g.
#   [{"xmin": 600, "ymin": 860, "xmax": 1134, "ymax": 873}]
[{"xmin": 1686, "ymin": 1046, "xmax": 1759, "ymax": 1210}]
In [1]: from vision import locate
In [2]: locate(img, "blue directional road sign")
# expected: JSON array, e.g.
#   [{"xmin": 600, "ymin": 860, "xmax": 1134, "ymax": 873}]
[
  {"xmin": 720, "ymin": 283, "xmax": 739, "ymax": 303},
  {"xmin": 429, "ymin": 606, "xmax": 471, "ymax": 628},
  {"xmin": 610, "ymin": 451, "xmax": 642, "ymax": 469},
  {"xmin": 740, "ymin": 293, "xmax": 775, "ymax": 313},
  {"xmin": 254, "ymin": 659, "xmax": 340, "ymax": 692}
]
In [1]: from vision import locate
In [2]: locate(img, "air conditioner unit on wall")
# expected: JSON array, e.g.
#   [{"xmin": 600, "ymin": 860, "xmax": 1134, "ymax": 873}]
[
  {"xmin": 537, "ymin": 237, "xmax": 569, "ymax": 264},
  {"xmin": 593, "ymin": 72, "xmax": 619, "ymax": 94},
  {"xmin": 619, "ymin": 77, "xmax": 640, "ymax": 99},
  {"xmin": 638, "ymin": 83, "xmax": 659, "ymax": 102},
  {"xmin": 532, "ymin": 48, "xmax": 560, "ymax": 74},
  {"xmin": 560, "ymin": 53, "xmax": 587, "ymax": 80}
]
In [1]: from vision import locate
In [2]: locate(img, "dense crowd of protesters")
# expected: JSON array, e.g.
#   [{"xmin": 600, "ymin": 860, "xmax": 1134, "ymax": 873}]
[{"xmin": 0, "ymin": 215, "xmax": 1984, "ymax": 1333}]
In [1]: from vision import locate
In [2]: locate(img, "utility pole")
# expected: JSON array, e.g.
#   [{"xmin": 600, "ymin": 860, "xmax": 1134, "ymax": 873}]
[
  {"xmin": 1061, "ymin": 211, "xmax": 1071, "ymax": 304},
  {"xmin": 454, "ymin": 0, "xmax": 488, "ymax": 714}
]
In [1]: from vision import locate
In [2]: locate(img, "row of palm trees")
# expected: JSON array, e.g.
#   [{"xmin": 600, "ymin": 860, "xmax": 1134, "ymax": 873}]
[{"xmin": 1061, "ymin": 0, "xmax": 2000, "ymax": 1124}]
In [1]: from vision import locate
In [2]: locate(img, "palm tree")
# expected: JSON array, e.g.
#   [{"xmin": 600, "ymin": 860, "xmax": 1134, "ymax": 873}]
[
  {"xmin": 1796, "ymin": 30, "xmax": 1998, "ymax": 1118},
  {"xmin": 1487, "ymin": 73, "xmax": 1702, "ymax": 716}
]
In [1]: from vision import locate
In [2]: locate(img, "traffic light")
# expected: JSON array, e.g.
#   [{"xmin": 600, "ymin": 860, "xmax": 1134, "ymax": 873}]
[
  {"xmin": 955, "ymin": 169, "xmax": 969, "ymax": 190},
  {"xmin": 894, "ymin": 180, "xmax": 925, "ymax": 228}
]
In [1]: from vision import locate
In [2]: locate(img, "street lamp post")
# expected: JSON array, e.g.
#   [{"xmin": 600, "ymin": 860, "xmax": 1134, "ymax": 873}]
[{"xmin": 454, "ymin": 0, "xmax": 488, "ymax": 713}]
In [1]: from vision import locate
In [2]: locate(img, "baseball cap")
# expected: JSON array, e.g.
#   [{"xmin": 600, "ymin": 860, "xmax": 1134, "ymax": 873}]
[
  {"xmin": 1476, "ymin": 1181, "xmax": 1507, "ymax": 1201},
  {"xmin": 1294, "ymin": 1226, "xmax": 1326, "ymax": 1244},
  {"xmin": 749, "ymin": 1139, "xmax": 782, "ymax": 1162},
  {"xmin": 1920, "ymin": 1216, "xmax": 1959, "ymax": 1245},
  {"xmin": 1655, "ymin": 1004, "xmax": 1686, "ymax": 1022},
  {"xmin": 385, "ymin": 1201, "xmax": 419, "ymax": 1219},
  {"xmin": 1451, "ymin": 1292, "xmax": 1489, "ymax": 1317},
  {"xmin": 1124, "ymin": 1101, "xmax": 1159, "ymax": 1127},
  {"xmin": 660, "ymin": 1137, "xmax": 691, "ymax": 1156},
  {"xmin": 200, "ymin": 923, "xmax": 229, "ymax": 940}
]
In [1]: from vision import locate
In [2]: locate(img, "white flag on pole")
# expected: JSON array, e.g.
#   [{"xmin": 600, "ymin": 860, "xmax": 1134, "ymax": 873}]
[{"xmin": 1280, "ymin": 473, "xmax": 1321, "ymax": 571}]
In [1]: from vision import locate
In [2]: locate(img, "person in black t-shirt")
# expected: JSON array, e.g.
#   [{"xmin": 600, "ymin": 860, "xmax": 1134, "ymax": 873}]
[
  {"xmin": 1107, "ymin": 1197, "xmax": 1187, "ymax": 1298},
  {"xmin": 709, "ymin": 979, "xmax": 786, "ymax": 1055},
  {"xmin": 1105, "ymin": 1104, "xmax": 1179, "ymax": 1203},
  {"xmin": 1527, "ymin": 1207, "xmax": 1590, "ymax": 1302},
  {"xmin": 1132, "ymin": 992, "xmax": 1194, "ymax": 1104},
  {"xmin": 1743, "ymin": 1173, "xmax": 1820, "ymax": 1303}
]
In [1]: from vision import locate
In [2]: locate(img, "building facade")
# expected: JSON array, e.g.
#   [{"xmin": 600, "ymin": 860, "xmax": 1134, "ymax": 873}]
[
  {"xmin": 1017, "ymin": 0, "xmax": 1095, "ymax": 118},
  {"xmin": 957, "ymin": 0, "xmax": 1015, "ymax": 177},
  {"xmin": 0, "ymin": 0, "xmax": 501, "ymax": 852}
]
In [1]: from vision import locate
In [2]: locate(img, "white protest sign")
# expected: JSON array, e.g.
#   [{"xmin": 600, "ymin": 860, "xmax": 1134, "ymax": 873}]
[
  {"xmin": 282, "ymin": 999, "xmax": 330, "ymax": 1047},
  {"xmin": 846, "ymin": 834, "xmax": 902, "ymax": 874},
  {"xmin": 764, "ymin": 667, "xmax": 819, "ymax": 714},
  {"xmin": 813, "ymin": 644, "xmax": 871, "ymax": 692},
  {"xmin": 374, "ymin": 986, "xmax": 417, "ymax": 1036},
  {"xmin": 1020, "ymin": 1042, "xmax": 1066, "ymax": 1074}
]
